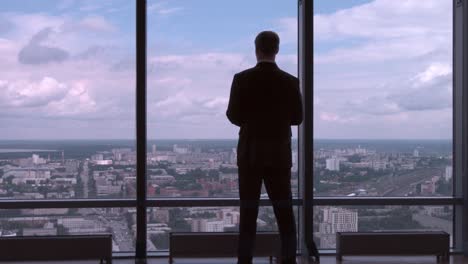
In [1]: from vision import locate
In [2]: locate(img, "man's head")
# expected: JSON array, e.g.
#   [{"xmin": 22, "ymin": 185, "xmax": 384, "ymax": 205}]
[{"xmin": 255, "ymin": 31, "xmax": 280, "ymax": 62}]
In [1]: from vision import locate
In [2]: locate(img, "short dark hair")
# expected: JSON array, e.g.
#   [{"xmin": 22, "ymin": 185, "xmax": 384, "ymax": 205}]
[{"xmin": 255, "ymin": 31, "xmax": 280, "ymax": 56}]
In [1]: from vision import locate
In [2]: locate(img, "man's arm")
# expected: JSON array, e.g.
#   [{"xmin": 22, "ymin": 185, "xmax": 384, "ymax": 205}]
[
  {"xmin": 291, "ymin": 78, "xmax": 303, "ymax": 126},
  {"xmin": 226, "ymin": 74, "xmax": 243, "ymax": 126}
]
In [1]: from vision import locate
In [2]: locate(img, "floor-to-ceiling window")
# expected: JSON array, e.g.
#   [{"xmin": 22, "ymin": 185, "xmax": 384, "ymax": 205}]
[
  {"xmin": 0, "ymin": 0, "xmax": 137, "ymax": 253},
  {"xmin": 0, "ymin": 0, "xmax": 463, "ymax": 258},
  {"xmin": 312, "ymin": 0, "xmax": 455, "ymax": 249},
  {"xmin": 145, "ymin": 0, "xmax": 299, "ymax": 252}
]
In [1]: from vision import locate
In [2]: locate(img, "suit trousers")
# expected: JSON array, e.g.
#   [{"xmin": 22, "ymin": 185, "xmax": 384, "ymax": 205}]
[{"xmin": 237, "ymin": 166, "xmax": 297, "ymax": 264}]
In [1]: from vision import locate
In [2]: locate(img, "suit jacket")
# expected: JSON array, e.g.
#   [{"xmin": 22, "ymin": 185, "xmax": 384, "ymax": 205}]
[{"xmin": 226, "ymin": 62, "xmax": 303, "ymax": 168}]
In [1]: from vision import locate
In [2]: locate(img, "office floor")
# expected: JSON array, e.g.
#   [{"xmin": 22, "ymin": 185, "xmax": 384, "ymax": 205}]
[{"xmin": 13, "ymin": 255, "xmax": 468, "ymax": 264}]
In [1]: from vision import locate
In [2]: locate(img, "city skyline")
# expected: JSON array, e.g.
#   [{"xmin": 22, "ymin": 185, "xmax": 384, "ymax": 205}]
[{"xmin": 0, "ymin": 138, "xmax": 453, "ymax": 250}]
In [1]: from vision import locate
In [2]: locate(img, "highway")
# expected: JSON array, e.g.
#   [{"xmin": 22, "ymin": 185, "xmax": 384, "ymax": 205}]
[{"xmin": 316, "ymin": 167, "xmax": 443, "ymax": 197}]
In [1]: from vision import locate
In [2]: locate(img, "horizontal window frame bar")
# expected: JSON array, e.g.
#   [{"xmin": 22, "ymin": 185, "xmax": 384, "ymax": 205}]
[
  {"xmin": 116, "ymin": 248, "xmax": 464, "ymax": 257},
  {"xmin": 314, "ymin": 196, "xmax": 462, "ymax": 206},
  {"xmin": 146, "ymin": 198, "xmax": 303, "ymax": 207},
  {"xmin": 0, "ymin": 197, "xmax": 460, "ymax": 209},
  {"xmin": 0, "ymin": 199, "xmax": 137, "ymax": 209}
]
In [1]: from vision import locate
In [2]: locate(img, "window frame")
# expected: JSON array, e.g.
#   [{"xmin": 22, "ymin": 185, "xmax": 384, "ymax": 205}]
[
  {"xmin": 0, "ymin": 0, "xmax": 464, "ymax": 258},
  {"xmin": 303, "ymin": 0, "xmax": 463, "ymax": 255},
  {"xmin": 454, "ymin": 0, "xmax": 468, "ymax": 254}
]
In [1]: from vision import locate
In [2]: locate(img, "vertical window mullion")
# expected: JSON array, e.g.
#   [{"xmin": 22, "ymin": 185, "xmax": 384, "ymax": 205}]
[
  {"xmin": 462, "ymin": 0, "xmax": 468, "ymax": 255},
  {"xmin": 299, "ymin": 0, "xmax": 315, "ymax": 257},
  {"xmin": 136, "ymin": 0, "xmax": 147, "ymax": 260},
  {"xmin": 454, "ymin": 0, "xmax": 467, "ymax": 254}
]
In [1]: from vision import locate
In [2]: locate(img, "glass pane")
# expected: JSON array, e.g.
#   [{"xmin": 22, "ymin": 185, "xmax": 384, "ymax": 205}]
[
  {"xmin": 0, "ymin": 208, "xmax": 135, "ymax": 252},
  {"xmin": 147, "ymin": 206, "xmax": 300, "ymax": 251},
  {"xmin": 147, "ymin": 1, "xmax": 299, "ymax": 198},
  {"xmin": 0, "ymin": 1, "xmax": 136, "ymax": 199},
  {"xmin": 313, "ymin": 205, "xmax": 453, "ymax": 249},
  {"xmin": 313, "ymin": 0, "xmax": 453, "ymax": 196}
]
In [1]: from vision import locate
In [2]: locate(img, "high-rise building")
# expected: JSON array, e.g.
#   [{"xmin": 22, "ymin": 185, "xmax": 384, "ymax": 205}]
[
  {"xmin": 326, "ymin": 158, "xmax": 340, "ymax": 171},
  {"xmin": 229, "ymin": 148, "xmax": 237, "ymax": 164},
  {"xmin": 205, "ymin": 220, "xmax": 225, "ymax": 232},
  {"xmin": 32, "ymin": 154, "xmax": 39, "ymax": 164},
  {"xmin": 152, "ymin": 144, "xmax": 157, "ymax": 156},
  {"xmin": 173, "ymin": 144, "xmax": 189, "ymax": 154},
  {"xmin": 91, "ymin": 154, "xmax": 104, "ymax": 161},
  {"xmin": 32, "ymin": 154, "xmax": 46, "ymax": 165},
  {"xmin": 292, "ymin": 151, "xmax": 298, "ymax": 172},
  {"xmin": 445, "ymin": 166, "xmax": 453, "ymax": 181},
  {"xmin": 413, "ymin": 149, "xmax": 420, "ymax": 157},
  {"xmin": 323, "ymin": 207, "xmax": 358, "ymax": 234},
  {"xmin": 319, "ymin": 207, "xmax": 358, "ymax": 248},
  {"xmin": 190, "ymin": 218, "xmax": 225, "ymax": 232},
  {"xmin": 355, "ymin": 145, "xmax": 367, "ymax": 155}
]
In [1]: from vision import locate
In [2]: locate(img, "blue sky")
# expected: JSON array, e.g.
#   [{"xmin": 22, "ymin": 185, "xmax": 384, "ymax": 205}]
[
  {"xmin": 314, "ymin": 0, "xmax": 373, "ymax": 13},
  {"xmin": 0, "ymin": 0, "xmax": 453, "ymax": 139}
]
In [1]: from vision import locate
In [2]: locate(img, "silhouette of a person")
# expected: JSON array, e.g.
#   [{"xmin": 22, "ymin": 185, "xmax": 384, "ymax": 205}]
[{"xmin": 227, "ymin": 31, "xmax": 304, "ymax": 264}]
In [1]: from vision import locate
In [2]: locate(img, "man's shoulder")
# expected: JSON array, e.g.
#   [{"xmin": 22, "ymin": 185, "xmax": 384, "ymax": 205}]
[
  {"xmin": 236, "ymin": 66, "xmax": 296, "ymax": 76},
  {"xmin": 234, "ymin": 67, "xmax": 257, "ymax": 78},
  {"xmin": 234, "ymin": 65, "xmax": 298, "ymax": 84},
  {"xmin": 278, "ymin": 69, "xmax": 298, "ymax": 82}
]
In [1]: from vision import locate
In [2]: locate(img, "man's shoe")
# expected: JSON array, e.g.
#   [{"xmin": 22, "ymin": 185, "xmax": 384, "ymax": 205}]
[{"xmin": 308, "ymin": 241, "xmax": 320, "ymax": 263}]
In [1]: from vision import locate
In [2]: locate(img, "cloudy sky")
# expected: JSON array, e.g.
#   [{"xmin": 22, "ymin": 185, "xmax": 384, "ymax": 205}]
[{"xmin": 0, "ymin": 0, "xmax": 452, "ymax": 140}]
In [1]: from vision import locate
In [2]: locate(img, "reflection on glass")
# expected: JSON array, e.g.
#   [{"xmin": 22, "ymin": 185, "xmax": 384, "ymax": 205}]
[{"xmin": 313, "ymin": 206, "xmax": 453, "ymax": 249}]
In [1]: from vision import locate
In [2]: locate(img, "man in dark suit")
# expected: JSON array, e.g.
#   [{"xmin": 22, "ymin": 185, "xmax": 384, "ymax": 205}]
[{"xmin": 226, "ymin": 31, "xmax": 303, "ymax": 264}]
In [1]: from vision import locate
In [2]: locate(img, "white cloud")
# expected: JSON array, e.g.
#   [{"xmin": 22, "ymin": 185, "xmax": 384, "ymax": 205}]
[
  {"xmin": 147, "ymin": 53, "xmax": 250, "ymax": 116},
  {"xmin": 0, "ymin": 38, "xmax": 18, "ymax": 65},
  {"xmin": 0, "ymin": 11, "xmax": 133, "ymax": 123},
  {"xmin": 79, "ymin": 16, "xmax": 116, "ymax": 32},
  {"xmin": 319, "ymin": 112, "xmax": 355, "ymax": 123},
  {"xmin": 0, "ymin": 0, "xmax": 454, "ymax": 139},
  {"xmin": 0, "ymin": 77, "xmax": 68, "ymax": 108},
  {"xmin": 145, "ymin": 52, "xmax": 264, "ymax": 138},
  {"xmin": 148, "ymin": 2, "xmax": 183, "ymax": 16},
  {"xmin": 415, "ymin": 63, "xmax": 452, "ymax": 83},
  {"xmin": 314, "ymin": 0, "xmax": 450, "ymax": 41},
  {"xmin": 312, "ymin": 0, "xmax": 452, "ymax": 139},
  {"xmin": 4, "ymin": 13, "xmax": 65, "ymax": 44},
  {"xmin": 0, "ymin": 77, "xmax": 97, "ymax": 118},
  {"xmin": 46, "ymin": 80, "xmax": 97, "ymax": 116},
  {"xmin": 339, "ymin": 63, "xmax": 452, "ymax": 117},
  {"xmin": 204, "ymin": 97, "xmax": 229, "ymax": 109},
  {"xmin": 276, "ymin": 17, "xmax": 297, "ymax": 45}
]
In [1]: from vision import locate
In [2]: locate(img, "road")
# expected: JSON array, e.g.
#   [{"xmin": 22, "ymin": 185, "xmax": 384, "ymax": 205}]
[
  {"xmin": 378, "ymin": 168, "xmax": 442, "ymax": 196},
  {"xmin": 413, "ymin": 213, "xmax": 452, "ymax": 235},
  {"xmin": 315, "ymin": 168, "xmax": 443, "ymax": 197},
  {"xmin": 76, "ymin": 208, "xmax": 134, "ymax": 252},
  {"xmin": 103, "ymin": 214, "xmax": 134, "ymax": 251}
]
